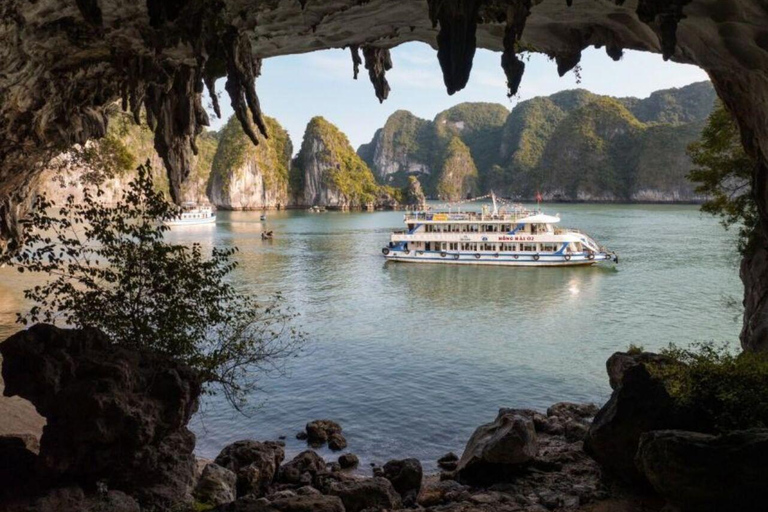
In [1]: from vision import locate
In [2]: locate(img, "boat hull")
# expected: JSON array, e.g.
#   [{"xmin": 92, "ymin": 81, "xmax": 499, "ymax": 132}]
[
  {"xmin": 164, "ymin": 215, "xmax": 216, "ymax": 227},
  {"xmin": 382, "ymin": 249, "xmax": 614, "ymax": 267}
]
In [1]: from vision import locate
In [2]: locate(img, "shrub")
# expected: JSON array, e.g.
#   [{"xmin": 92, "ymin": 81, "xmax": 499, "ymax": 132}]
[
  {"xmin": 650, "ymin": 342, "xmax": 768, "ymax": 431},
  {"xmin": 5, "ymin": 162, "xmax": 305, "ymax": 410}
]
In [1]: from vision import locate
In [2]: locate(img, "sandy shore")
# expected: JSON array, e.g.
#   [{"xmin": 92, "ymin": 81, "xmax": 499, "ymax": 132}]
[{"xmin": 0, "ymin": 357, "xmax": 45, "ymax": 438}]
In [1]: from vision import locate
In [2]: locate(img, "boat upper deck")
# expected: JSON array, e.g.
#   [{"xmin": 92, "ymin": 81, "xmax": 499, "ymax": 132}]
[{"xmin": 404, "ymin": 210, "xmax": 560, "ymax": 224}]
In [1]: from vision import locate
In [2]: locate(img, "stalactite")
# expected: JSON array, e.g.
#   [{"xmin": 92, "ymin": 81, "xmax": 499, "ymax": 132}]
[
  {"xmin": 223, "ymin": 26, "xmax": 268, "ymax": 146},
  {"xmin": 555, "ymin": 51, "xmax": 581, "ymax": 76},
  {"xmin": 204, "ymin": 75, "xmax": 222, "ymax": 118},
  {"xmin": 362, "ymin": 46, "xmax": 392, "ymax": 103},
  {"xmin": 350, "ymin": 45, "xmax": 362, "ymax": 80},
  {"xmin": 606, "ymin": 43, "xmax": 624, "ymax": 61},
  {"xmin": 500, "ymin": 1, "xmax": 531, "ymax": 98},
  {"xmin": 427, "ymin": 0, "xmax": 481, "ymax": 95},
  {"xmin": 636, "ymin": 0, "xmax": 691, "ymax": 61}
]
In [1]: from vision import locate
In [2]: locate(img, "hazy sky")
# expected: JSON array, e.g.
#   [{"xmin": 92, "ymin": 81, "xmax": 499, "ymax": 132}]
[{"xmin": 207, "ymin": 42, "xmax": 709, "ymax": 153}]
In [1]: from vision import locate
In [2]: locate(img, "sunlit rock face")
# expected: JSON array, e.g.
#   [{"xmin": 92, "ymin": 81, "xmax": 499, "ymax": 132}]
[{"xmin": 1, "ymin": 0, "xmax": 768, "ymax": 346}]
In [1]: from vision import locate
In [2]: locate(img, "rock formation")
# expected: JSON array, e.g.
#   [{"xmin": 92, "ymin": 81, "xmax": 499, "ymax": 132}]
[
  {"xmin": 360, "ymin": 83, "xmax": 716, "ymax": 201},
  {"xmin": 291, "ymin": 117, "xmax": 380, "ymax": 209},
  {"xmin": 0, "ymin": 324, "xmax": 201, "ymax": 510},
  {"xmin": 207, "ymin": 114, "xmax": 292, "ymax": 210}
]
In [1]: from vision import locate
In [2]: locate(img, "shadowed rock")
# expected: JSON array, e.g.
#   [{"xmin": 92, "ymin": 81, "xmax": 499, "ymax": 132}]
[
  {"xmin": 195, "ymin": 463, "xmax": 237, "ymax": 507},
  {"xmin": 214, "ymin": 440, "xmax": 285, "ymax": 497},
  {"xmin": 0, "ymin": 324, "xmax": 201, "ymax": 509},
  {"xmin": 329, "ymin": 477, "xmax": 402, "ymax": 512},
  {"xmin": 636, "ymin": 429, "xmax": 768, "ymax": 511},
  {"xmin": 382, "ymin": 458, "xmax": 423, "ymax": 504}
]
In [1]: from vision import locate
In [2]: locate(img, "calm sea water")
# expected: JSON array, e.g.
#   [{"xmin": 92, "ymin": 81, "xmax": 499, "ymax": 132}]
[{"xmin": 0, "ymin": 203, "xmax": 743, "ymax": 470}]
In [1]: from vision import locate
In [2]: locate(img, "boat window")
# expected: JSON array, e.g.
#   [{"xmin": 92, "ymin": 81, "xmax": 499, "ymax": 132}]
[
  {"xmin": 522, "ymin": 243, "xmax": 536, "ymax": 252},
  {"xmin": 541, "ymin": 243, "xmax": 558, "ymax": 252}
]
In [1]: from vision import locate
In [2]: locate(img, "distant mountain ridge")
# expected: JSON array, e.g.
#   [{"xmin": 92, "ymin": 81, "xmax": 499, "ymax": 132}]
[{"xmin": 358, "ymin": 81, "xmax": 717, "ymax": 202}]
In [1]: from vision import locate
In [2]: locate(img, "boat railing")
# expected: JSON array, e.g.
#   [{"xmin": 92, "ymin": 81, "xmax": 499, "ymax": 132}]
[{"xmin": 404, "ymin": 211, "xmax": 529, "ymax": 222}]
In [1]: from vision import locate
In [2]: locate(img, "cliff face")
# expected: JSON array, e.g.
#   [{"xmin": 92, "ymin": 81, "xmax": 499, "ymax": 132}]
[
  {"xmin": 358, "ymin": 110, "xmax": 433, "ymax": 186},
  {"xmin": 436, "ymin": 137, "xmax": 479, "ymax": 200},
  {"xmin": 292, "ymin": 117, "xmax": 380, "ymax": 209},
  {"xmin": 206, "ymin": 115, "xmax": 292, "ymax": 210},
  {"xmin": 359, "ymin": 82, "xmax": 717, "ymax": 202},
  {"xmin": 38, "ymin": 113, "xmax": 216, "ymax": 205}
]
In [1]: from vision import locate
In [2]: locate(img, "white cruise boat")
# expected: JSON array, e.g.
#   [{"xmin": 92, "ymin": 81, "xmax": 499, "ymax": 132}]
[
  {"xmin": 164, "ymin": 203, "xmax": 216, "ymax": 227},
  {"xmin": 382, "ymin": 194, "xmax": 617, "ymax": 266}
]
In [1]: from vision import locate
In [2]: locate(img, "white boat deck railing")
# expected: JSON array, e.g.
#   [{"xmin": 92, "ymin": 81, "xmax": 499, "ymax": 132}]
[{"xmin": 404, "ymin": 211, "xmax": 529, "ymax": 222}]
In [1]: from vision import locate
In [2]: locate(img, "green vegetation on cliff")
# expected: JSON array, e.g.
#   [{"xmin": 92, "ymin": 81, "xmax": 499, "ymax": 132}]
[
  {"xmin": 208, "ymin": 114, "xmax": 292, "ymax": 196},
  {"xmin": 296, "ymin": 116, "xmax": 380, "ymax": 205},
  {"xmin": 436, "ymin": 137, "xmax": 478, "ymax": 200},
  {"xmin": 360, "ymin": 81, "xmax": 717, "ymax": 201}
]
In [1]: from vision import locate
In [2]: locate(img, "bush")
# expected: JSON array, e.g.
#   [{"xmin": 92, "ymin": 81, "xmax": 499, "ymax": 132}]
[
  {"xmin": 5, "ymin": 162, "xmax": 305, "ymax": 410},
  {"xmin": 650, "ymin": 342, "xmax": 768, "ymax": 431}
]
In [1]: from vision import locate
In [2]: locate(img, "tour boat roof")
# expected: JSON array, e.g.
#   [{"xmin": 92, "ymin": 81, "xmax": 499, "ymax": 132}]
[{"xmin": 517, "ymin": 213, "xmax": 561, "ymax": 224}]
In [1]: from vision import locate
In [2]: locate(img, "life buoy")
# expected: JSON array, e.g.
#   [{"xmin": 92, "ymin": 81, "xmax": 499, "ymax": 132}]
[
  {"xmin": 441, "ymin": 251, "xmax": 447, "ymax": 258},
  {"xmin": 533, "ymin": 254, "xmax": 540, "ymax": 261},
  {"xmin": 404, "ymin": 250, "xmax": 410, "ymax": 255},
  {"xmin": 513, "ymin": 254, "xmax": 519, "ymax": 259},
  {"xmin": 453, "ymin": 253, "xmax": 460, "ymax": 260},
  {"xmin": 475, "ymin": 253, "xmax": 481, "ymax": 259},
  {"xmin": 588, "ymin": 252, "xmax": 595, "ymax": 261},
  {"xmin": 382, "ymin": 248, "xmax": 390, "ymax": 255},
  {"xmin": 564, "ymin": 254, "xmax": 571, "ymax": 261},
  {"xmin": 417, "ymin": 251, "xmax": 424, "ymax": 255},
  {"xmin": 494, "ymin": 253, "xmax": 500, "ymax": 258}
]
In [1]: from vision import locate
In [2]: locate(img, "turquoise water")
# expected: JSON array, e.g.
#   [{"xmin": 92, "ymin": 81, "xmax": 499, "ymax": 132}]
[{"xmin": 0, "ymin": 203, "xmax": 744, "ymax": 470}]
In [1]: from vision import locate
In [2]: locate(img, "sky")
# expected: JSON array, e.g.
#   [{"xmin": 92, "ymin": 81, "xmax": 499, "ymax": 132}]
[{"xmin": 206, "ymin": 42, "xmax": 709, "ymax": 153}]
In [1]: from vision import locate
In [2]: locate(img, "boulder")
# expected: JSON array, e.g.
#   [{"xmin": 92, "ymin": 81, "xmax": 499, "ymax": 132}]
[
  {"xmin": 636, "ymin": 429, "xmax": 768, "ymax": 511},
  {"xmin": 437, "ymin": 452, "xmax": 459, "ymax": 471},
  {"xmin": 583, "ymin": 359, "xmax": 693, "ymax": 483},
  {"xmin": 215, "ymin": 440, "xmax": 286, "ymax": 497},
  {"xmin": 338, "ymin": 453, "xmax": 359, "ymax": 469},
  {"xmin": 277, "ymin": 450, "xmax": 326, "ymax": 487},
  {"xmin": 329, "ymin": 477, "xmax": 402, "ymax": 512},
  {"xmin": 305, "ymin": 420, "xmax": 343, "ymax": 446},
  {"xmin": 0, "ymin": 324, "xmax": 201, "ymax": 509},
  {"xmin": 381, "ymin": 458, "xmax": 422, "ymax": 503},
  {"xmin": 455, "ymin": 409, "xmax": 537, "ymax": 485},
  {"xmin": 213, "ymin": 494, "xmax": 345, "ymax": 512},
  {"xmin": 195, "ymin": 463, "xmax": 237, "ymax": 506},
  {"xmin": 606, "ymin": 351, "xmax": 669, "ymax": 391},
  {"xmin": 24, "ymin": 486, "xmax": 140, "ymax": 512},
  {"xmin": 327, "ymin": 433, "xmax": 347, "ymax": 451}
]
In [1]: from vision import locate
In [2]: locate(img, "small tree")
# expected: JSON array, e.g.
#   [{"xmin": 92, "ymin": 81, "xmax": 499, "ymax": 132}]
[
  {"xmin": 5, "ymin": 162, "xmax": 304, "ymax": 409},
  {"xmin": 687, "ymin": 101, "xmax": 757, "ymax": 254}
]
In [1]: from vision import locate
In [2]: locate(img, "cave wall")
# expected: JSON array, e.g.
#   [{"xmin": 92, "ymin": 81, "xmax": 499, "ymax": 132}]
[{"xmin": 1, "ymin": 0, "xmax": 768, "ymax": 348}]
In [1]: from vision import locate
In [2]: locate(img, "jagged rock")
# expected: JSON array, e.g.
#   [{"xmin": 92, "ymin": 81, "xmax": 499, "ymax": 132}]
[
  {"xmin": 0, "ymin": 324, "xmax": 201, "ymax": 509},
  {"xmin": 295, "ymin": 486, "xmax": 321, "ymax": 496},
  {"xmin": 278, "ymin": 450, "xmax": 327, "ymax": 487},
  {"xmin": 636, "ymin": 429, "xmax": 768, "ymax": 511},
  {"xmin": 455, "ymin": 409, "xmax": 537, "ymax": 485},
  {"xmin": 329, "ymin": 477, "xmax": 402, "ymax": 512},
  {"xmin": 546, "ymin": 402, "xmax": 599, "ymax": 421},
  {"xmin": 417, "ymin": 480, "xmax": 469, "ymax": 507},
  {"xmin": 338, "ymin": 453, "xmax": 359, "ymax": 469},
  {"xmin": 583, "ymin": 357, "xmax": 697, "ymax": 484},
  {"xmin": 195, "ymin": 463, "xmax": 237, "ymax": 507},
  {"xmin": 437, "ymin": 452, "xmax": 459, "ymax": 471},
  {"xmin": 606, "ymin": 351, "xmax": 670, "ymax": 390},
  {"xmin": 215, "ymin": 440, "xmax": 285, "ymax": 497},
  {"xmin": 213, "ymin": 493, "xmax": 345, "ymax": 512},
  {"xmin": 305, "ymin": 419, "xmax": 343, "ymax": 446},
  {"xmin": 404, "ymin": 176, "xmax": 427, "ymax": 207},
  {"xmin": 382, "ymin": 458, "xmax": 423, "ymax": 504}
]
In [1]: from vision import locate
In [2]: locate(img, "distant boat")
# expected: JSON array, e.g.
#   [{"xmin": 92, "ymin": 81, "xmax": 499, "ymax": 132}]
[
  {"xmin": 260, "ymin": 213, "xmax": 267, "ymax": 221},
  {"xmin": 382, "ymin": 192, "xmax": 617, "ymax": 266},
  {"xmin": 309, "ymin": 206, "xmax": 327, "ymax": 213},
  {"xmin": 164, "ymin": 203, "xmax": 216, "ymax": 227}
]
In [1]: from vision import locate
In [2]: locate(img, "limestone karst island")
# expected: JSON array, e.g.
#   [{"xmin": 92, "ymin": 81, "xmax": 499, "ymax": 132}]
[{"xmin": 1, "ymin": 2, "xmax": 767, "ymax": 512}]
